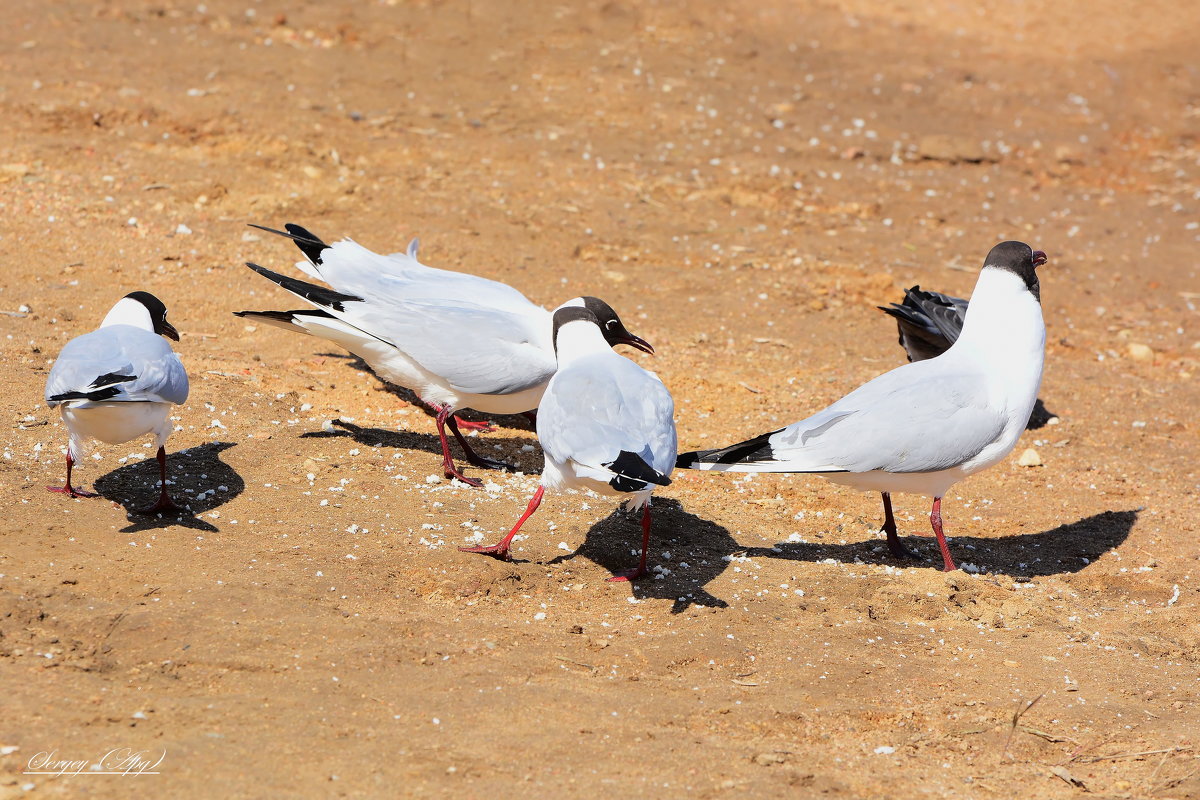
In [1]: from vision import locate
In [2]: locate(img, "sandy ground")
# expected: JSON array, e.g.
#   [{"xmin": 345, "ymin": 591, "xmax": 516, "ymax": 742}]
[{"xmin": 2, "ymin": 0, "xmax": 1199, "ymax": 796}]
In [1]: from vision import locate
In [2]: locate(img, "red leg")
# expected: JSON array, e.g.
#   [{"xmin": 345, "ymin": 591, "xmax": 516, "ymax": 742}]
[
  {"xmin": 417, "ymin": 396, "xmax": 492, "ymax": 433},
  {"xmin": 47, "ymin": 453, "xmax": 99, "ymax": 499},
  {"xmin": 521, "ymin": 410, "xmax": 538, "ymax": 427},
  {"xmin": 929, "ymin": 497, "xmax": 957, "ymax": 572},
  {"xmin": 446, "ymin": 415, "xmax": 519, "ymax": 474},
  {"xmin": 459, "ymin": 486, "xmax": 544, "ymax": 561},
  {"xmin": 434, "ymin": 405, "xmax": 483, "ymax": 487},
  {"xmin": 608, "ymin": 503, "xmax": 652, "ymax": 582},
  {"xmin": 452, "ymin": 418, "xmax": 494, "ymax": 433},
  {"xmin": 881, "ymin": 492, "xmax": 918, "ymax": 559},
  {"xmin": 141, "ymin": 446, "xmax": 183, "ymax": 515}
]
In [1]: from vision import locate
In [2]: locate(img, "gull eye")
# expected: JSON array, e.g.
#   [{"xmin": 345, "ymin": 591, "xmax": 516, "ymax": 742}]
[{"xmin": 606, "ymin": 319, "xmax": 618, "ymax": 329}]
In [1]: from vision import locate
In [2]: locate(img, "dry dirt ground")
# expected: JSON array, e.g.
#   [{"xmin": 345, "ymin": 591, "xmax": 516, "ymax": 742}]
[{"xmin": 2, "ymin": 0, "xmax": 1199, "ymax": 797}]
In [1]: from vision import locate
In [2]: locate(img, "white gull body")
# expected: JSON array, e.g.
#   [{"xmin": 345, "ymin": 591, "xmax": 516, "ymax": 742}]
[
  {"xmin": 45, "ymin": 292, "xmax": 189, "ymax": 509},
  {"xmin": 460, "ymin": 307, "xmax": 676, "ymax": 581},
  {"xmin": 538, "ymin": 314, "xmax": 678, "ymax": 507}
]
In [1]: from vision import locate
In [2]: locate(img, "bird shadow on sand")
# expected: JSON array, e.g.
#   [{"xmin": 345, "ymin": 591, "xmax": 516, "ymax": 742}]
[
  {"xmin": 547, "ymin": 498, "xmax": 735, "ymax": 613},
  {"xmin": 300, "ymin": 419, "xmax": 541, "ymax": 473},
  {"xmin": 743, "ymin": 509, "xmax": 1140, "ymax": 578},
  {"xmin": 92, "ymin": 441, "xmax": 243, "ymax": 533},
  {"xmin": 315, "ymin": 352, "xmax": 537, "ymax": 430}
]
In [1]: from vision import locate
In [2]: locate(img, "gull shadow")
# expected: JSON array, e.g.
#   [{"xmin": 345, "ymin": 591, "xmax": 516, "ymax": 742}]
[
  {"xmin": 316, "ymin": 352, "xmax": 536, "ymax": 429},
  {"xmin": 92, "ymin": 442, "xmax": 242, "ymax": 533},
  {"xmin": 745, "ymin": 509, "xmax": 1140, "ymax": 578},
  {"xmin": 548, "ymin": 498, "xmax": 734, "ymax": 613},
  {"xmin": 301, "ymin": 419, "xmax": 542, "ymax": 474}
]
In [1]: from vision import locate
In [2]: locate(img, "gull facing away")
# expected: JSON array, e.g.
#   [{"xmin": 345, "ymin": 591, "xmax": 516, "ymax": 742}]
[
  {"xmin": 879, "ymin": 284, "xmax": 1056, "ymax": 429},
  {"xmin": 460, "ymin": 305, "xmax": 677, "ymax": 581},
  {"xmin": 678, "ymin": 242, "xmax": 1048, "ymax": 572},
  {"xmin": 235, "ymin": 223, "xmax": 651, "ymax": 487},
  {"xmin": 45, "ymin": 292, "xmax": 190, "ymax": 513}
]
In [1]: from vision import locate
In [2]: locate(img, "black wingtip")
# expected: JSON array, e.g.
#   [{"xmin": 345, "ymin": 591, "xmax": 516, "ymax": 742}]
[
  {"xmin": 677, "ymin": 428, "xmax": 781, "ymax": 468},
  {"xmin": 243, "ymin": 262, "xmax": 362, "ymax": 312},
  {"xmin": 675, "ymin": 449, "xmax": 711, "ymax": 469},
  {"xmin": 283, "ymin": 223, "xmax": 329, "ymax": 265},
  {"xmin": 90, "ymin": 373, "xmax": 137, "ymax": 389},
  {"xmin": 50, "ymin": 372, "xmax": 138, "ymax": 403},
  {"xmin": 50, "ymin": 387, "xmax": 125, "ymax": 403},
  {"xmin": 248, "ymin": 222, "xmax": 330, "ymax": 265},
  {"xmin": 234, "ymin": 308, "xmax": 337, "ymax": 324},
  {"xmin": 234, "ymin": 309, "xmax": 291, "ymax": 322},
  {"xmin": 604, "ymin": 450, "xmax": 672, "ymax": 493}
]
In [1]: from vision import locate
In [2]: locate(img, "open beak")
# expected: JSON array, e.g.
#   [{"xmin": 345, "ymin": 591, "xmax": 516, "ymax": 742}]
[
  {"xmin": 1032, "ymin": 250, "xmax": 1048, "ymax": 268},
  {"xmin": 161, "ymin": 319, "xmax": 180, "ymax": 341},
  {"xmin": 619, "ymin": 332, "xmax": 655, "ymax": 355}
]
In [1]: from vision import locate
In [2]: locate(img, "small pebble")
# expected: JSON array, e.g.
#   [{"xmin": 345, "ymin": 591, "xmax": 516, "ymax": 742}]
[
  {"xmin": 1127, "ymin": 342, "xmax": 1154, "ymax": 362},
  {"xmin": 1016, "ymin": 448, "xmax": 1042, "ymax": 467}
]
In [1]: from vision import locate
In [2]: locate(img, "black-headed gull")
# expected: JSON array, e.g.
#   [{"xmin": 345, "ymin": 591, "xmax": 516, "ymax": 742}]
[
  {"xmin": 460, "ymin": 305, "xmax": 677, "ymax": 581},
  {"xmin": 678, "ymin": 242, "xmax": 1047, "ymax": 571},
  {"xmin": 45, "ymin": 292, "xmax": 190, "ymax": 513},
  {"xmin": 236, "ymin": 223, "xmax": 652, "ymax": 487}
]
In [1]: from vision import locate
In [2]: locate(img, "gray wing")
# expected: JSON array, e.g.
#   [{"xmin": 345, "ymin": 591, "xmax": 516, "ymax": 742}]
[
  {"xmin": 339, "ymin": 300, "xmax": 556, "ymax": 396},
  {"xmin": 249, "ymin": 241, "xmax": 553, "ymax": 395},
  {"xmin": 767, "ymin": 360, "xmax": 1004, "ymax": 473},
  {"xmin": 539, "ymin": 355, "xmax": 677, "ymax": 479},
  {"xmin": 314, "ymin": 239, "xmax": 543, "ymax": 316},
  {"xmin": 46, "ymin": 326, "xmax": 189, "ymax": 406}
]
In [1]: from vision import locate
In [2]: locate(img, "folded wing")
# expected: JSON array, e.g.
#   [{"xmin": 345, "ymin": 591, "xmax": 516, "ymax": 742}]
[
  {"xmin": 540, "ymin": 357, "xmax": 677, "ymax": 488},
  {"xmin": 684, "ymin": 360, "xmax": 1003, "ymax": 474},
  {"xmin": 241, "ymin": 263, "xmax": 555, "ymax": 396},
  {"xmin": 46, "ymin": 328, "xmax": 189, "ymax": 406}
]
